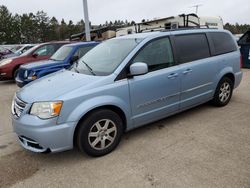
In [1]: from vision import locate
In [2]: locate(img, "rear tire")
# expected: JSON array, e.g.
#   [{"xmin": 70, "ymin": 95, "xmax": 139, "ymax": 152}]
[
  {"xmin": 212, "ymin": 77, "xmax": 233, "ymax": 107},
  {"xmin": 77, "ymin": 109, "xmax": 123, "ymax": 157}
]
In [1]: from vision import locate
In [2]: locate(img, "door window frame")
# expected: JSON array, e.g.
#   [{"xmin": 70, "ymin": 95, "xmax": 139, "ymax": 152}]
[
  {"xmin": 172, "ymin": 32, "xmax": 212, "ymax": 65},
  {"xmin": 115, "ymin": 35, "xmax": 178, "ymax": 81},
  {"xmin": 206, "ymin": 32, "xmax": 238, "ymax": 56}
]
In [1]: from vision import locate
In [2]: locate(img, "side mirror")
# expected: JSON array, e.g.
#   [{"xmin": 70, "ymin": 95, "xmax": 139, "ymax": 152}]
[
  {"xmin": 129, "ymin": 62, "xmax": 148, "ymax": 77},
  {"xmin": 32, "ymin": 53, "xmax": 38, "ymax": 58},
  {"xmin": 70, "ymin": 56, "xmax": 79, "ymax": 64}
]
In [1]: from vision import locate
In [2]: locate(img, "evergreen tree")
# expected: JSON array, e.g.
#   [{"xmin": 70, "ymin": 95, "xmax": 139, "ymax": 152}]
[
  {"xmin": 0, "ymin": 5, "xmax": 249, "ymax": 43},
  {"xmin": 47, "ymin": 17, "xmax": 59, "ymax": 41}
]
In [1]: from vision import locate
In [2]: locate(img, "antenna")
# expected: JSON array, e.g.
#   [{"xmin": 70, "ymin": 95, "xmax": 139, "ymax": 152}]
[{"xmin": 190, "ymin": 4, "xmax": 203, "ymax": 14}]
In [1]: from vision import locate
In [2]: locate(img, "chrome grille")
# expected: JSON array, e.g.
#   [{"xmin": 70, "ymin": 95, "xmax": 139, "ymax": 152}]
[{"xmin": 11, "ymin": 95, "xmax": 26, "ymax": 118}]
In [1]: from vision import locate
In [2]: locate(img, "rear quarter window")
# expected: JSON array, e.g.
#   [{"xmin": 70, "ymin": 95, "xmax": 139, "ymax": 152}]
[
  {"xmin": 174, "ymin": 34, "xmax": 210, "ymax": 63},
  {"xmin": 208, "ymin": 32, "xmax": 237, "ymax": 56}
]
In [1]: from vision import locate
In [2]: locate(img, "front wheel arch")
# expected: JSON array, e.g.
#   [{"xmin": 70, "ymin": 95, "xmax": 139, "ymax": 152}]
[
  {"xmin": 12, "ymin": 65, "xmax": 20, "ymax": 79},
  {"xmin": 73, "ymin": 105, "xmax": 127, "ymax": 147}
]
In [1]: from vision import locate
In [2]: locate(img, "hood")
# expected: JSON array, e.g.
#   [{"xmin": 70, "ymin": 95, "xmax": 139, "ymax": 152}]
[
  {"xmin": 17, "ymin": 69, "xmax": 104, "ymax": 103},
  {"xmin": 2, "ymin": 53, "xmax": 18, "ymax": 59},
  {"xmin": 6, "ymin": 55, "xmax": 28, "ymax": 63},
  {"xmin": 0, "ymin": 57, "xmax": 15, "ymax": 65},
  {"xmin": 21, "ymin": 59, "xmax": 64, "ymax": 71}
]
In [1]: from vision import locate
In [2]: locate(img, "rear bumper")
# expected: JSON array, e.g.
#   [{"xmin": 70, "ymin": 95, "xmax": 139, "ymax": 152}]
[
  {"xmin": 12, "ymin": 115, "xmax": 77, "ymax": 153},
  {"xmin": 234, "ymin": 71, "xmax": 243, "ymax": 89}
]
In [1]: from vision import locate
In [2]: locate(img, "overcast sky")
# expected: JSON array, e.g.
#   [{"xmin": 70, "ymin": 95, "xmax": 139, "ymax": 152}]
[{"xmin": 1, "ymin": 0, "xmax": 250, "ymax": 25}]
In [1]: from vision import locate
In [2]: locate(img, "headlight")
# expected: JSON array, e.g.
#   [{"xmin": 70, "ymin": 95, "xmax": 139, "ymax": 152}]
[
  {"xmin": 24, "ymin": 70, "xmax": 28, "ymax": 78},
  {"xmin": 28, "ymin": 71, "xmax": 37, "ymax": 80},
  {"xmin": 0, "ymin": 59, "xmax": 12, "ymax": 67},
  {"xmin": 30, "ymin": 101, "xmax": 63, "ymax": 119}
]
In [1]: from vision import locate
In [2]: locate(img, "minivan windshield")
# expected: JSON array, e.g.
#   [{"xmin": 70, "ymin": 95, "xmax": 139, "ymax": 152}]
[
  {"xmin": 50, "ymin": 46, "xmax": 73, "ymax": 61},
  {"xmin": 71, "ymin": 38, "xmax": 142, "ymax": 76}
]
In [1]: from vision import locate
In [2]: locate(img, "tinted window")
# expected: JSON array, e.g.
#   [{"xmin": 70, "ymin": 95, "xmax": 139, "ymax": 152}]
[
  {"xmin": 33, "ymin": 44, "xmax": 56, "ymax": 56},
  {"xmin": 209, "ymin": 32, "xmax": 237, "ymax": 55},
  {"xmin": 73, "ymin": 46, "xmax": 94, "ymax": 58},
  {"xmin": 132, "ymin": 37, "xmax": 174, "ymax": 72},
  {"xmin": 175, "ymin": 34, "xmax": 210, "ymax": 63}
]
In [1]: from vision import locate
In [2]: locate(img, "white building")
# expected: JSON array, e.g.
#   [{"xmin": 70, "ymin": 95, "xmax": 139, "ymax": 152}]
[{"xmin": 116, "ymin": 14, "xmax": 224, "ymax": 37}]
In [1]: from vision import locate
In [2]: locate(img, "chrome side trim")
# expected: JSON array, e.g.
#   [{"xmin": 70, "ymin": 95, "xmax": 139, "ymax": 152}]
[
  {"xmin": 137, "ymin": 92, "xmax": 180, "ymax": 108},
  {"xmin": 182, "ymin": 82, "xmax": 213, "ymax": 93},
  {"xmin": 136, "ymin": 82, "xmax": 213, "ymax": 109}
]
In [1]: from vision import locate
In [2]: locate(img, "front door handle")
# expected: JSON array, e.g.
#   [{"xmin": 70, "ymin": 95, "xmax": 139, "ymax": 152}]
[
  {"xmin": 183, "ymin": 69, "xmax": 193, "ymax": 75},
  {"xmin": 168, "ymin": 73, "xmax": 178, "ymax": 79}
]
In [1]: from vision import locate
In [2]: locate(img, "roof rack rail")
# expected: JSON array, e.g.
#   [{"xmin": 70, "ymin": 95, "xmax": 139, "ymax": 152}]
[
  {"xmin": 160, "ymin": 26, "xmax": 218, "ymax": 32},
  {"xmin": 138, "ymin": 25, "xmax": 217, "ymax": 34}
]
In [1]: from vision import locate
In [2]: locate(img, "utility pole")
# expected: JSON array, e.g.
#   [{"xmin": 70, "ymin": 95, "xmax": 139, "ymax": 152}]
[
  {"xmin": 191, "ymin": 4, "xmax": 203, "ymax": 14},
  {"xmin": 82, "ymin": 0, "xmax": 91, "ymax": 41}
]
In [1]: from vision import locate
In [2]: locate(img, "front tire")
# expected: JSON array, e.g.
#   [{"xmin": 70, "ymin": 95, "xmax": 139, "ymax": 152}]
[
  {"xmin": 212, "ymin": 77, "xmax": 233, "ymax": 107},
  {"xmin": 77, "ymin": 109, "xmax": 123, "ymax": 157},
  {"xmin": 13, "ymin": 68, "xmax": 19, "ymax": 80}
]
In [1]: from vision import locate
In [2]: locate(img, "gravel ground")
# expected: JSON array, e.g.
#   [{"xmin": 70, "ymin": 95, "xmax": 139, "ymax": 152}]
[{"xmin": 0, "ymin": 69, "xmax": 250, "ymax": 188}]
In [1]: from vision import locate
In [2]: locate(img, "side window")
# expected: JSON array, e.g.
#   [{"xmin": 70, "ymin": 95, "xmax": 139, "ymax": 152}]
[
  {"xmin": 209, "ymin": 32, "xmax": 237, "ymax": 55},
  {"xmin": 132, "ymin": 37, "xmax": 174, "ymax": 72},
  {"xmin": 33, "ymin": 45, "xmax": 56, "ymax": 56},
  {"xmin": 73, "ymin": 46, "xmax": 94, "ymax": 58},
  {"xmin": 174, "ymin": 34, "xmax": 210, "ymax": 64},
  {"xmin": 21, "ymin": 46, "xmax": 31, "ymax": 53}
]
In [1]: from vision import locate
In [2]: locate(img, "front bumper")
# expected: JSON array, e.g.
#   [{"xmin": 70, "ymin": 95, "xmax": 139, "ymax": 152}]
[
  {"xmin": 12, "ymin": 115, "xmax": 77, "ymax": 153},
  {"xmin": 0, "ymin": 67, "xmax": 12, "ymax": 80},
  {"xmin": 0, "ymin": 72, "xmax": 10, "ymax": 81}
]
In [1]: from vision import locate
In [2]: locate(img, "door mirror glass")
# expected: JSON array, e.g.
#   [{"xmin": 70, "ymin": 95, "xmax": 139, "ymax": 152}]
[{"xmin": 129, "ymin": 62, "xmax": 148, "ymax": 76}]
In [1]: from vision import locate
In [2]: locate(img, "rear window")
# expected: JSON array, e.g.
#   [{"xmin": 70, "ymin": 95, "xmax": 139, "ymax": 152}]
[
  {"xmin": 175, "ymin": 34, "xmax": 210, "ymax": 63},
  {"xmin": 209, "ymin": 32, "xmax": 237, "ymax": 56}
]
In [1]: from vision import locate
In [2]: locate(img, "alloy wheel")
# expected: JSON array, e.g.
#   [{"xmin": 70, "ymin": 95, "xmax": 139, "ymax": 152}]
[
  {"xmin": 88, "ymin": 119, "xmax": 117, "ymax": 150},
  {"xmin": 219, "ymin": 82, "xmax": 231, "ymax": 103}
]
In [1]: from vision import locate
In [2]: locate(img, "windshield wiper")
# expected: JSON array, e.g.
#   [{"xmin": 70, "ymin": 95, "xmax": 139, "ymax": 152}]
[{"xmin": 81, "ymin": 60, "xmax": 96, "ymax": 76}]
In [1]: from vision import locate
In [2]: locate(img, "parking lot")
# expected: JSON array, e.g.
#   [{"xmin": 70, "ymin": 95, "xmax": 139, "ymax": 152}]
[{"xmin": 0, "ymin": 69, "xmax": 249, "ymax": 188}]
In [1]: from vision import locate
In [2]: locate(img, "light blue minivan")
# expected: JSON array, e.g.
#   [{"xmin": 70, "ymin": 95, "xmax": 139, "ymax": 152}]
[{"xmin": 12, "ymin": 29, "xmax": 242, "ymax": 156}]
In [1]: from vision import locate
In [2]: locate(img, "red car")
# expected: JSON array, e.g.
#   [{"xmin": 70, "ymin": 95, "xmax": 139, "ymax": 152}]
[{"xmin": 0, "ymin": 41, "xmax": 70, "ymax": 81}]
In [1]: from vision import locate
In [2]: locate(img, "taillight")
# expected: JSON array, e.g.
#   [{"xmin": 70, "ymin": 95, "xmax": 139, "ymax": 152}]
[{"xmin": 240, "ymin": 54, "xmax": 243, "ymax": 68}]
